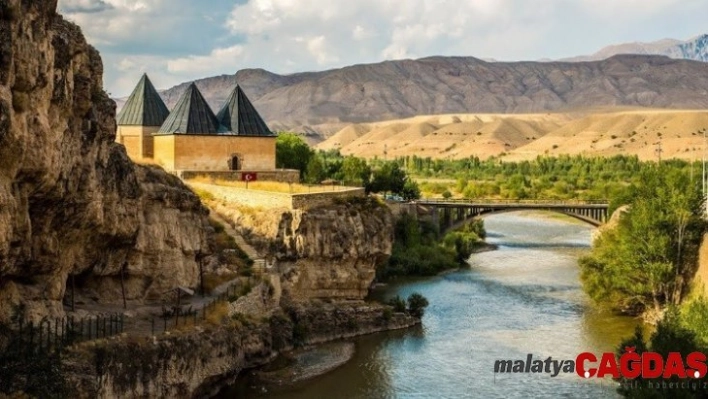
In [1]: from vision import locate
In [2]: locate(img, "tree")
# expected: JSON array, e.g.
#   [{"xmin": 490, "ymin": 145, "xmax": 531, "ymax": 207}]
[
  {"xmin": 275, "ymin": 133, "xmax": 313, "ymax": 176},
  {"xmin": 407, "ymin": 293, "xmax": 429, "ymax": 318},
  {"xmin": 401, "ymin": 180, "xmax": 421, "ymax": 201},
  {"xmin": 579, "ymin": 166, "xmax": 705, "ymax": 315},
  {"xmin": 341, "ymin": 156, "xmax": 371, "ymax": 186},
  {"xmin": 369, "ymin": 162, "xmax": 407, "ymax": 196},
  {"xmin": 304, "ymin": 155, "xmax": 326, "ymax": 184}
]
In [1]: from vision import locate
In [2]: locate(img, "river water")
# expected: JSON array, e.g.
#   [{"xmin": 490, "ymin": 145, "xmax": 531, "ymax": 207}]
[{"xmin": 228, "ymin": 212, "xmax": 638, "ymax": 398}]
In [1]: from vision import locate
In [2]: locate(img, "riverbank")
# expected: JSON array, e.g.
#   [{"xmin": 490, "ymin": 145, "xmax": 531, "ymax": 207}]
[
  {"xmin": 62, "ymin": 300, "xmax": 419, "ymax": 398},
  {"xmin": 227, "ymin": 212, "xmax": 636, "ymax": 398},
  {"xmin": 376, "ymin": 213, "xmax": 491, "ymax": 280}
]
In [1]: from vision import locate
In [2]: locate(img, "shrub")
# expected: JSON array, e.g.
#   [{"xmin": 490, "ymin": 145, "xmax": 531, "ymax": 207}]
[
  {"xmin": 407, "ymin": 293, "xmax": 429, "ymax": 318},
  {"xmin": 387, "ymin": 295, "xmax": 407, "ymax": 313}
]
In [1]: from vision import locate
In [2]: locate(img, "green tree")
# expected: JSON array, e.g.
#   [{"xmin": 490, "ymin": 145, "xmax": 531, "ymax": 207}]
[
  {"xmin": 407, "ymin": 293, "xmax": 430, "ymax": 318},
  {"xmin": 276, "ymin": 133, "xmax": 313, "ymax": 176},
  {"xmin": 304, "ymin": 155, "xmax": 326, "ymax": 184},
  {"xmin": 580, "ymin": 167, "xmax": 705, "ymax": 315},
  {"xmin": 369, "ymin": 162, "xmax": 407, "ymax": 195},
  {"xmin": 341, "ymin": 156, "xmax": 371, "ymax": 186},
  {"xmin": 401, "ymin": 180, "xmax": 421, "ymax": 201}
]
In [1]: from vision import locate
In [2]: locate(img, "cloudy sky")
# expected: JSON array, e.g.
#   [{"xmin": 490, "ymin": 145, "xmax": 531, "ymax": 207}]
[{"xmin": 58, "ymin": 0, "xmax": 708, "ymax": 97}]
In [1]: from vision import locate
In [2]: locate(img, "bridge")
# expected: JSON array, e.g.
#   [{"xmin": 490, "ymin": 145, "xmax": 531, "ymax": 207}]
[{"xmin": 414, "ymin": 199, "xmax": 610, "ymax": 232}]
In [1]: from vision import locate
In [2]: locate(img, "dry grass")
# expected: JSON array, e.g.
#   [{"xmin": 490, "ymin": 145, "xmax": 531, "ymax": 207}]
[
  {"xmin": 205, "ymin": 301, "xmax": 230, "ymax": 325},
  {"xmin": 187, "ymin": 176, "xmax": 351, "ymax": 194}
]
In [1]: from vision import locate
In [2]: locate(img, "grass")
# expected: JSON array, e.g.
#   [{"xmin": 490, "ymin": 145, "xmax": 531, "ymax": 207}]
[
  {"xmin": 187, "ymin": 176, "xmax": 356, "ymax": 194},
  {"xmin": 205, "ymin": 301, "xmax": 231, "ymax": 325}
]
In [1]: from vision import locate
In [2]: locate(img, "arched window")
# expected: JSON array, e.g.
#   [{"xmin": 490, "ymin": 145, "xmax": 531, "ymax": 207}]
[{"xmin": 229, "ymin": 155, "xmax": 241, "ymax": 171}]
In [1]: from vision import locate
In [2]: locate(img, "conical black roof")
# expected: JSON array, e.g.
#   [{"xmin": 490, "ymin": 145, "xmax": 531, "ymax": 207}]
[
  {"xmin": 158, "ymin": 83, "xmax": 225, "ymax": 134},
  {"xmin": 117, "ymin": 74, "xmax": 170, "ymax": 126},
  {"xmin": 216, "ymin": 85, "xmax": 273, "ymax": 136}
]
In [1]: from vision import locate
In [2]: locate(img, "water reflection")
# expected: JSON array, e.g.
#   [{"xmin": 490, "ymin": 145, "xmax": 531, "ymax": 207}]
[{"xmin": 223, "ymin": 212, "xmax": 637, "ymax": 399}]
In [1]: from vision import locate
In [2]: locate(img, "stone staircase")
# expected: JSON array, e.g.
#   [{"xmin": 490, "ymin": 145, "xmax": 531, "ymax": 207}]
[{"xmin": 209, "ymin": 211, "xmax": 274, "ymax": 274}]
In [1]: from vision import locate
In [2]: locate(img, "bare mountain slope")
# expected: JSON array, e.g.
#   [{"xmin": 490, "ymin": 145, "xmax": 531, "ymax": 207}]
[
  {"xmin": 118, "ymin": 55, "xmax": 708, "ymax": 138},
  {"xmin": 565, "ymin": 34, "xmax": 708, "ymax": 63}
]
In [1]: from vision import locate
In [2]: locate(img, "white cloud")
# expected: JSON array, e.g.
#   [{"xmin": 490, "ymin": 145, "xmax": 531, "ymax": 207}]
[
  {"xmin": 57, "ymin": 0, "xmax": 708, "ymax": 97},
  {"xmin": 167, "ymin": 45, "xmax": 245, "ymax": 74}
]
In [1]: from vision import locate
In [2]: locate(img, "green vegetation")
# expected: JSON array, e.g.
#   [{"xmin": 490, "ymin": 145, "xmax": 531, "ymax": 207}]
[
  {"xmin": 378, "ymin": 213, "xmax": 486, "ymax": 280},
  {"xmin": 274, "ymin": 139, "xmax": 420, "ymax": 199},
  {"xmin": 411, "ymin": 155, "xmax": 648, "ymax": 202},
  {"xmin": 276, "ymin": 133, "xmax": 313, "ymax": 176},
  {"xmin": 407, "ymin": 293, "xmax": 430, "ymax": 318},
  {"xmin": 616, "ymin": 307, "xmax": 708, "ymax": 398},
  {"xmin": 386, "ymin": 292, "xmax": 430, "ymax": 319},
  {"xmin": 579, "ymin": 166, "xmax": 705, "ymax": 316}
]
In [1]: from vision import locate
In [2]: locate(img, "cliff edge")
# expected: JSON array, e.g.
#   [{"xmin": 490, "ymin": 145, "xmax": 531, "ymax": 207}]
[{"xmin": 0, "ymin": 0, "xmax": 210, "ymax": 322}]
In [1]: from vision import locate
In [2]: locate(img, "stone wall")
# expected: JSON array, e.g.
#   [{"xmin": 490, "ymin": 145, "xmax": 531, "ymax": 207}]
[
  {"xmin": 179, "ymin": 169, "xmax": 300, "ymax": 184},
  {"xmin": 152, "ymin": 135, "xmax": 276, "ymax": 171},
  {"xmin": 291, "ymin": 188, "xmax": 366, "ymax": 209},
  {"xmin": 116, "ymin": 125, "xmax": 158, "ymax": 160},
  {"xmin": 189, "ymin": 182, "xmax": 365, "ymax": 210}
]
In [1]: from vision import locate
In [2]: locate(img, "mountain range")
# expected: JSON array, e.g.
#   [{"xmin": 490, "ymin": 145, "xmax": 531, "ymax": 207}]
[
  {"xmin": 114, "ymin": 35, "xmax": 708, "ymax": 142},
  {"xmin": 563, "ymin": 34, "xmax": 708, "ymax": 62}
]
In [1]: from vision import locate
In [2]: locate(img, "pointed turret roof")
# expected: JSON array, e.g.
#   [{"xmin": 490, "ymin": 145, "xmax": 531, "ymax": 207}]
[
  {"xmin": 157, "ymin": 83, "xmax": 225, "ymax": 134},
  {"xmin": 216, "ymin": 85, "xmax": 273, "ymax": 136},
  {"xmin": 117, "ymin": 74, "xmax": 170, "ymax": 126}
]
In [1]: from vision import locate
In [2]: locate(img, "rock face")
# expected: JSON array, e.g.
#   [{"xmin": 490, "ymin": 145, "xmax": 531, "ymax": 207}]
[
  {"xmin": 214, "ymin": 199, "xmax": 393, "ymax": 300},
  {"xmin": 0, "ymin": 0, "xmax": 209, "ymax": 321},
  {"xmin": 63, "ymin": 302, "xmax": 417, "ymax": 399}
]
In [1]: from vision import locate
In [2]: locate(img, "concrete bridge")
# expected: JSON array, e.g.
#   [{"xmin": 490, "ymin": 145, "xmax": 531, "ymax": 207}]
[{"xmin": 415, "ymin": 199, "xmax": 610, "ymax": 232}]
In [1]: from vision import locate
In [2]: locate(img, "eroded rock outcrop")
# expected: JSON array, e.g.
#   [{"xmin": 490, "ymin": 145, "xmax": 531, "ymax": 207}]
[
  {"xmin": 213, "ymin": 198, "xmax": 393, "ymax": 300},
  {"xmin": 0, "ymin": 0, "xmax": 209, "ymax": 321}
]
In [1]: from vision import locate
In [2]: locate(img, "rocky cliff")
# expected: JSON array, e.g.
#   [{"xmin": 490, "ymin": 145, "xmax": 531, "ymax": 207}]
[
  {"xmin": 211, "ymin": 197, "xmax": 393, "ymax": 300},
  {"xmin": 0, "ymin": 0, "xmax": 210, "ymax": 322},
  {"xmin": 63, "ymin": 301, "xmax": 416, "ymax": 399}
]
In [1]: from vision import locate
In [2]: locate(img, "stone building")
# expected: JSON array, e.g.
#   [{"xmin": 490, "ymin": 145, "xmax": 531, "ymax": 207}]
[
  {"xmin": 115, "ymin": 74, "xmax": 170, "ymax": 159},
  {"xmin": 116, "ymin": 74, "xmax": 277, "ymax": 172}
]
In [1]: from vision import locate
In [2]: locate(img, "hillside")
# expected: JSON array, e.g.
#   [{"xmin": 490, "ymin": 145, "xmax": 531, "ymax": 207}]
[
  {"xmin": 117, "ymin": 55, "xmax": 708, "ymax": 140},
  {"xmin": 317, "ymin": 110, "xmax": 708, "ymax": 161}
]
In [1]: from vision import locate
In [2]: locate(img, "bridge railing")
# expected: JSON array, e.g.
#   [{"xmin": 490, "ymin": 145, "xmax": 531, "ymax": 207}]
[{"xmin": 416, "ymin": 198, "xmax": 609, "ymax": 205}]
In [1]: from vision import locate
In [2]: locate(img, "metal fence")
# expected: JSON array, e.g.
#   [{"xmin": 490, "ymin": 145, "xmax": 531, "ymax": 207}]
[
  {"xmin": 5, "ymin": 314, "xmax": 124, "ymax": 355},
  {"xmin": 148, "ymin": 282, "xmax": 245, "ymax": 335}
]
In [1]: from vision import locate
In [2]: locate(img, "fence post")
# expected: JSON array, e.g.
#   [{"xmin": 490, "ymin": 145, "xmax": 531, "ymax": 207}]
[
  {"xmin": 38, "ymin": 321, "xmax": 44, "ymax": 353},
  {"xmin": 151, "ymin": 317, "xmax": 155, "ymax": 335},
  {"xmin": 45, "ymin": 320, "xmax": 51, "ymax": 351},
  {"xmin": 28, "ymin": 321, "xmax": 35, "ymax": 356},
  {"xmin": 55, "ymin": 318, "xmax": 59, "ymax": 350},
  {"xmin": 103, "ymin": 316, "xmax": 107, "ymax": 338}
]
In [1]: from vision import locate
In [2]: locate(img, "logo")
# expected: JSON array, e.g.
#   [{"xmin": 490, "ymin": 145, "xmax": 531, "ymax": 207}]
[{"xmin": 494, "ymin": 349, "xmax": 707, "ymax": 379}]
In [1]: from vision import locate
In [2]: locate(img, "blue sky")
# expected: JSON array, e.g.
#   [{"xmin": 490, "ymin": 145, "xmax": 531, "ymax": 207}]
[{"xmin": 58, "ymin": 0, "xmax": 708, "ymax": 97}]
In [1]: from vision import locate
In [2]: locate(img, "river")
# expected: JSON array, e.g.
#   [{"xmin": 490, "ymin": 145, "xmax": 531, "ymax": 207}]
[{"xmin": 226, "ymin": 212, "xmax": 638, "ymax": 398}]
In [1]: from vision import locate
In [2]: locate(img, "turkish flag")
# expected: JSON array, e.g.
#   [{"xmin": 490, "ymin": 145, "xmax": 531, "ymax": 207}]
[{"xmin": 241, "ymin": 172, "xmax": 258, "ymax": 182}]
